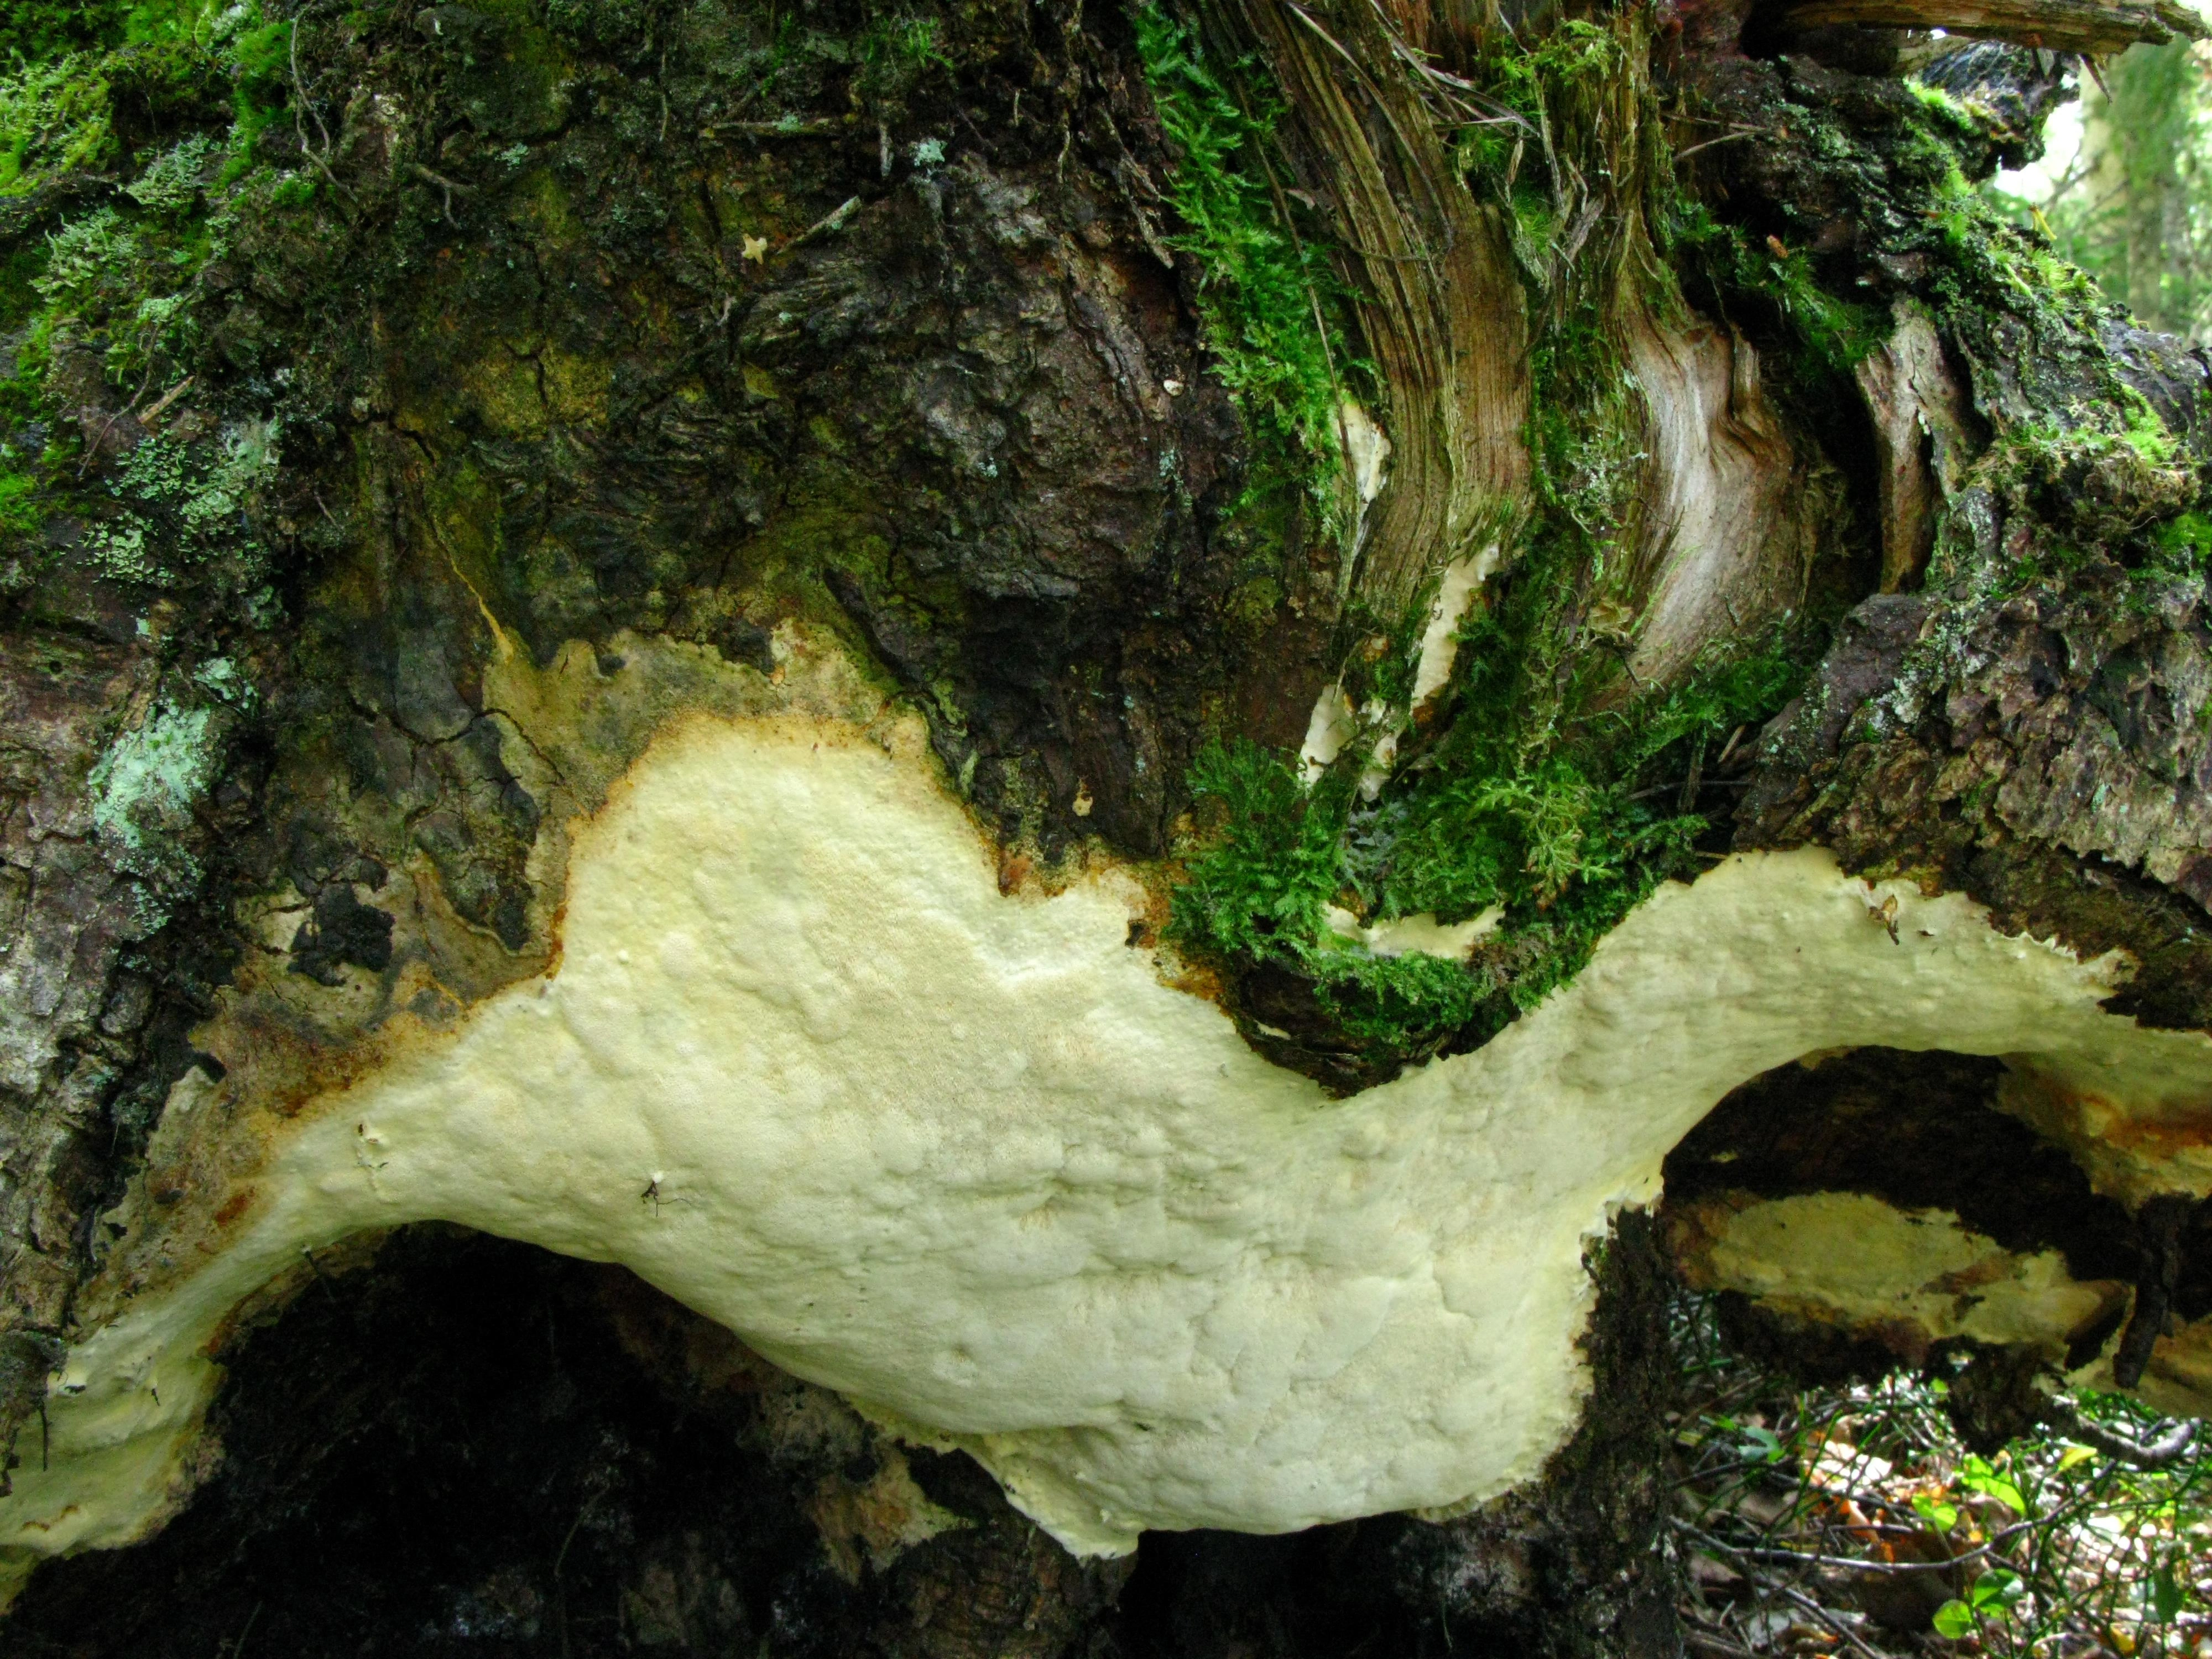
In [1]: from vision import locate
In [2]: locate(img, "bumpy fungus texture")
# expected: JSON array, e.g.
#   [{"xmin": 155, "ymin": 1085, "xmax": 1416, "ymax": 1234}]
[{"xmin": 4, "ymin": 712, "xmax": 2210, "ymax": 1591}]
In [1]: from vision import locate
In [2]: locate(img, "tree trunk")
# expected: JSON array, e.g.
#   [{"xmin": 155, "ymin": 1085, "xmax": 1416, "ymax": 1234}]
[{"xmin": 1, "ymin": 0, "xmax": 2208, "ymax": 1653}]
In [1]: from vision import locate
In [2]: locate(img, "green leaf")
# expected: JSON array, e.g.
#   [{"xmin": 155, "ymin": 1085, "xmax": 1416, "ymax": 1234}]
[
  {"xmin": 1932, "ymin": 1599, "xmax": 1977, "ymax": 1639},
  {"xmin": 1968, "ymin": 1568, "xmax": 2025, "ymax": 1614},
  {"xmin": 1912, "ymin": 1494, "xmax": 1960, "ymax": 1534},
  {"xmin": 1958, "ymin": 1454, "xmax": 2027, "ymax": 1516},
  {"xmin": 1738, "ymin": 1425, "xmax": 1785, "ymax": 1464},
  {"xmin": 2054, "ymin": 1442, "xmax": 2098, "ymax": 1474}
]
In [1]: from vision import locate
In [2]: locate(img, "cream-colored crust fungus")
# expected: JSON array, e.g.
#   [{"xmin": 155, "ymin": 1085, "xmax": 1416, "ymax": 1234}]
[{"xmin": 6, "ymin": 644, "xmax": 2211, "ymax": 1597}]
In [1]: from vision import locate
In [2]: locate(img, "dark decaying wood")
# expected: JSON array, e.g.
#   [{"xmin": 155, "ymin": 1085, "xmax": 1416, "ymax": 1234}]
[{"xmin": 1767, "ymin": 0, "xmax": 2202, "ymax": 55}]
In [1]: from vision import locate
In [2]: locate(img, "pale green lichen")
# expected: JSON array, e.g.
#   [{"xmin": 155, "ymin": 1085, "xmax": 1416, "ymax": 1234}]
[
  {"xmin": 88, "ymin": 702, "xmax": 218, "ymax": 906},
  {"xmin": 81, "ymin": 420, "xmax": 280, "ymax": 588},
  {"xmin": 190, "ymin": 654, "xmax": 252, "ymax": 706}
]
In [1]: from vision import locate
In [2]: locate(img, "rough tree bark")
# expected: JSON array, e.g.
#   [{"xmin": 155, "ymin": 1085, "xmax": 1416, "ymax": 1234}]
[{"xmin": 1, "ymin": 0, "xmax": 2209, "ymax": 1653}]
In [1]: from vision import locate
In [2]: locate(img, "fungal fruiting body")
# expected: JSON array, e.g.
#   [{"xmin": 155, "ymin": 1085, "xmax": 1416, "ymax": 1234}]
[{"xmin": 5, "ymin": 706, "xmax": 2207, "ymax": 1595}]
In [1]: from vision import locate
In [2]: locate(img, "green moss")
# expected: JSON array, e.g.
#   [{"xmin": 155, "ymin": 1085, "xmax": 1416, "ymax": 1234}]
[
  {"xmin": 1310, "ymin": 944, "xmax": 1485, "ymax": 1053},
  {"xmin": 0, "ymin": 2, "xmax": 256, "ymax": 195},
  {"xmin": 1173, "ymin": 737, "xmax": 1345, "ymax": 958},
  {"xmin": 0, "ymin": 0, "xmax": 311, "ymax": 586},
  {"xmin": 1668, "ymin": 202, "xmax": 1884, "ymax": 385},
  {"xmin": 213, "ymin": 12, "xmax": 294, "ymax": 179},
  {"xmin": 0, "ymin": 458, "xmax": 36, "ymax": 536},
  {"xmin": 1169, "ymin": 738, "xmax": 1486, "ymax": 1062},
  {"xmin": 1939, "ymin": 393, "xmax": 2199, "ymax": 594},
  {"xmin": 1361, "ymin": 623, "xmax": 1807, "ymax": 948},
  {"xmin": 1919, "ymin": 169, "xmax": 2120, "ymax": 414},
  {"xmin": 856, "ymin": 11, "xmax": 950, "ymax": 95},
  {"xmin": 1892, "ymin": 81, "xmax": 2212, "ymax": 603},
  {"xmin": 1133, "ymin": 6, "xmax": 1355, "ymax": 509},
  {"xmin": 2119, "ymin": 387, "xmax": 2180, "ymax": 465},
  {"xmin": 2149, "ymin": 507, "xmax": 2212, "ymax": 571},
  {"xmin": 0, "ymin": 53, "xmax": 114, "ymax": 193},
  {"xmin": 1490, "ymin": 17, "xmax": 1625, "ymax": 108},
  {"xmin": 1161, "ymin": 15, "xmax": 1833, "ymax": 1075},
  {"xmin": 0, "ymin": 0, "xmax": 134, "ymax": 59},
  {"xmin": 1929, "ymin": 200, "xmax": 2104, "ymax": 348},
  {"xmin": 1905, "ymin": 77, "xmax": 1979, "ymax": 136},
  {"xmin": 1171, "ymin": 619, "xmax": 1817, "ymax": 1071}
]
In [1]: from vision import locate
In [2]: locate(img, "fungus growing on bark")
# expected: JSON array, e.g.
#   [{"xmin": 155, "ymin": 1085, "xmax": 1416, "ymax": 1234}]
[
  {"xmin": 7, "ymin": 0, "xmax": 2212, "ymax": 1640},
  {"xmin": 6, "ymin": 686, "xmax": 2207, "ymax": 1594}
]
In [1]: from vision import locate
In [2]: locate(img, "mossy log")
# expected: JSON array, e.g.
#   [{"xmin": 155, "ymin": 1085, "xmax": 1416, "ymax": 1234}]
[{"xmin": 1, "ymin": 0, "xmax": 2209, "ymax": 1654}]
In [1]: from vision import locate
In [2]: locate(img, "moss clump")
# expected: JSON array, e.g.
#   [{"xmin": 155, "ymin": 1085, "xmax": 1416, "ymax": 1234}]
[
  {"xmin": 2145, "ymin": 507, "xmax": 2212, "ymax": 574},
  {"xmin": 1, "ymin": 3, "xmax": 286, "ymax": 204},
  {"xmin": 1455, "ymin": 15, "xmax": 1639, "ymax": 293},
  {"xmin": 1172, "ymin": 624, "xmax": 1816, "ymax": 1076},
  {"xmin": 1133, "ymin": 6, "xmax": 1358, "ymax": 510},
  {"xmin": 1932, "ymin": 385, "xmax": 2206, "ymax": 597},
  {"xmin": 1173, "ymin": 736, "xmax": 1343, "ymax": 956},
  {"xmin": 0, "ymin": 0, "xmax": 303, "ymax": 615},
  {"xmin": 1172, "ymin": 739, "xmax": 1488, "ymax": 1063},
  {"xmin": 1185, "ymin": 393, "xmax": 1812, "ymax": 1077},
  {"xmin": 1667, "ymin": 203, "xmax": 1886, "ymax": 388},
  {"xmin": 1364, "ymin": 625, "xmax": 1815, "ymax": 1030},
  {"xmin": 855, "ymin": 11, "xmax": 951, "ymax": 108}
]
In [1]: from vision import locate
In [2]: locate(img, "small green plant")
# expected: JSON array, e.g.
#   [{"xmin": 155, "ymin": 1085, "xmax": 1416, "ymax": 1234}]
[
  {"xmin": 1958, "ymin": 1451, "xmax": 2029, "ymax": 1516},
  {"xmin": 2119, "ymin": 387, "xmax": 2181, "ymax": 465},
  {"xmin": 1932, "ymin": 1567, "xmax": 2029, "ymax": 1639},
  {"xmin": 1455, "ymin": 15, "xmax": 1625, "ymax": 196},
  {"xmin": 1939, "ymin": 400, "xmax": 2201, "ymax": 596},
  {"xmin": 1913, "ymin": 1491, "xmax": 1961, "ymax": 1533}
]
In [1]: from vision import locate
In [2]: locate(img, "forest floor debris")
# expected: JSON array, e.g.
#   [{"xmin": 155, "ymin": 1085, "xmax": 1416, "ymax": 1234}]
[{"xmin": 1671, "ymin": 1300, "xmax": 2212, "ymax": 1656}]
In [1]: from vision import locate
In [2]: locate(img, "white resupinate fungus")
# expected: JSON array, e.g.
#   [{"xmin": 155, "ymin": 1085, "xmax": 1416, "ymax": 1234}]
[{"xmin": 5, "ymin": 705, "xmax": 2210, "ymax": 1595}]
